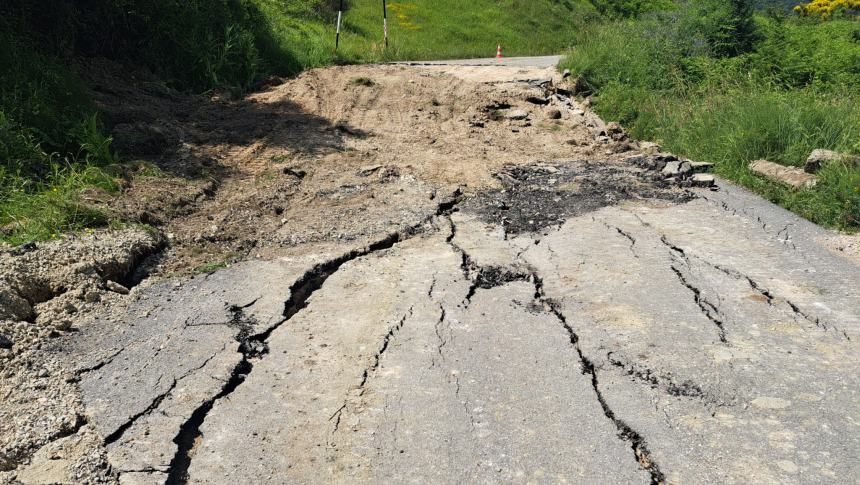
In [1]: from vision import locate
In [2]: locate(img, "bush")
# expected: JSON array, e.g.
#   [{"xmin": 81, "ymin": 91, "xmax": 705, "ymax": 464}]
[
  {"xmin": 561, "ymin": 7, "xmax": 860, "ymax": 231},
  {"xmin": 795, "ymin": 0, "xmax": 860, "ymax": 18},
  {"xmin": 672, "ymin": 0, "xmax": 759, "ymax": 56}
]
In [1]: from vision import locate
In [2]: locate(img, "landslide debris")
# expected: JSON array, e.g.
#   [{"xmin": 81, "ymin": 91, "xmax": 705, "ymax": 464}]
[
  {"xmin": 0, "ymin": 229, "xmax": 161, "ymax": 483},
  {"xmin": 463, "ymin": 159, "xmax": 693, "ymax": 235}
]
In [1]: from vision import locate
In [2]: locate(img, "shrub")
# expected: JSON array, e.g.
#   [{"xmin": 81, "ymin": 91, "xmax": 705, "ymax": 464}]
[
  {"xmin": 795, "ymin": 0, "xmax": 860, "ymax": 18},
  {"xmin": 672, "ymin": 0, "xmax": 759, "ymax": 57}
]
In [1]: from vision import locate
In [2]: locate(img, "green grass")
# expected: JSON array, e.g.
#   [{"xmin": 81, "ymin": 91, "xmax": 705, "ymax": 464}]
[
  {"xmin": 561, "ymin": 8, "xmax": 860, "ymax": 231},
  {"xmin": 253, "ymin": 0, "xmax": 596, "ymax": 68},
  {"xmin": 194, "ymin": 261, "xmax": 231, "ymax": 274}
]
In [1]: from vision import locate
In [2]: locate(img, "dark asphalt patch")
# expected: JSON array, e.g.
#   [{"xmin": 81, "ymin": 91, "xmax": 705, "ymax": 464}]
[{"xmin": 462, "ymin": 160, "xmax": 691, "ymax": 235}]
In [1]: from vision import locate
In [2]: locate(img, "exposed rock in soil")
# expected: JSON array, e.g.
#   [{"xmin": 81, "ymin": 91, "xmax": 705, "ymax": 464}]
[{"xmin": 750, "ymin": 159, "xmax": 817, "ymax": 189}]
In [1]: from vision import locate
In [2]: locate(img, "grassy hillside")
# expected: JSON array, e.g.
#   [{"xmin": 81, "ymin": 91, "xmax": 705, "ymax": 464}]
[
  {"xmin": 251, "ymin": 0, "xmax": 596, "ymax": 68},
  {"xmin": 0, "ymin": 0, "xmax": 594, "ymax": 244},
  {"xmin": 561, "ymin": 1, "xmax": 860, "ymax": 231}
]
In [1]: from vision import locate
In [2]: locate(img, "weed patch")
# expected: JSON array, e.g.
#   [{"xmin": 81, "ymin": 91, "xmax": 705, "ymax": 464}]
[{"xmin": 350, "ymin": 77, "xmax": 377, "ymax": 87}]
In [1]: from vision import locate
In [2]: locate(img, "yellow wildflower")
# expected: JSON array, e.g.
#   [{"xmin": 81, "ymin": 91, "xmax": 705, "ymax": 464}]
[{"xmin": 794, "ymin": 0, "xmax": 860, "ymax": 19}]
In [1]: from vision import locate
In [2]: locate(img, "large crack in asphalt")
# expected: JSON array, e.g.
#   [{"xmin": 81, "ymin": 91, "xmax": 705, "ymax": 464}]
[
  {"xmin": 161, "ymin": 193, "xmax": 463, "ymax": 484},
  {"xmin": 698, "ymin": 193, "xmax": 799, "ymax": 252},
  {"xmin": 445, "ymin": 215, "xmax": 666, "ymax": 484},
  {"xmin": 531, "ymin": 276, "xmax": 666, "ymax": 485},
  {"xmin": 604, "ymin": 352, "xmax": 735, "ymax": 412},
  {"xmin": 710, "ymin": 261, "xmax": 851, "ymax": 341},
  {"xmin": 660, "ymin": 236, "xmax": 729, "ymax": 344},
  {"xmin": 658, "ymin": 233, "xmax": 850, "ymax": 342},
  {"xmin": 330, "ymin": 305, "xmax": 415, "ymax": 434}
]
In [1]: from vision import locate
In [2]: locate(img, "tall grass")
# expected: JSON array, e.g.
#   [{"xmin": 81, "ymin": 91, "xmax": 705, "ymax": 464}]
[{"xmin": 561, "ymin": 7, "xmax": 860, "ymax": 231}]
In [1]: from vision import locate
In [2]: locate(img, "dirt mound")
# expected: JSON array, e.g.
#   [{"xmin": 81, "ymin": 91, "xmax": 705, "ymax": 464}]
[{"xmin": 75, "ymin": 61, "xmax": 620, "ymax": 275}]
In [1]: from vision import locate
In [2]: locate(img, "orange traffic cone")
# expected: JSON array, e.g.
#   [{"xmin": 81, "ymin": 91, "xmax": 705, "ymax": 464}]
[{"xmin": 496, "ymin": 45, "xmax": 503, "ymax": 60}]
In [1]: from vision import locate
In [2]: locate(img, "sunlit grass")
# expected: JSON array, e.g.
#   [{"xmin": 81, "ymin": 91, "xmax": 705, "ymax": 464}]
[{"xmin": 560, "ymin": 12, "xmax": 860, "ymax": 231}]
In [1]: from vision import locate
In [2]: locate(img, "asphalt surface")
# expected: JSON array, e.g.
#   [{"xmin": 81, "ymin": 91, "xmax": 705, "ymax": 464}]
[
  {"xmin": 393, "ymin": 55, "xmax": 563, "ymax": 68},
  {"xmin": 65, "ymin": 60, "xmax": 860, "ymax": 484}
]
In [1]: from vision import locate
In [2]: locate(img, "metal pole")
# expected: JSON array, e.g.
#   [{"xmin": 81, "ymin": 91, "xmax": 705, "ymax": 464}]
[
  {"xmin": 382, "ymin": 0, "xmax": 388, "ymax": 49},
  {"xmin": 335, "ymin": 0, "xmax": 344, "ymax": 52}
]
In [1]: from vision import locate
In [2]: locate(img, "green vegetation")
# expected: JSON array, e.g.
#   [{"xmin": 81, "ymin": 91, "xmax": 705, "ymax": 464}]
[
  {"xmin": 194, "ymin": 261, "xmax": 232, "ymax": 274},
  {"xmin": 332, "ymin": 0, "xmax": 595, "ymax": 62},
  {"xmin": 561, "ymin": 1, "xmax": 860, "ymax": 230},
  {"xmin": 1, "ymin": 0, "xmax": 594, "ymax": 245},
  {"xmin": 350, "ymin": 76, "xmax": 377, "ymax": 87},
  {"xmin": 0, "ymin": 22, "xmax": 121, "ymax": 243}
]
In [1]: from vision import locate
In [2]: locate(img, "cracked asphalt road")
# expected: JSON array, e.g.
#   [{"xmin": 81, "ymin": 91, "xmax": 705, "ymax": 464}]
[{"xmin": 61, "ymin": 60, "xmax": 859, "ymax": 484}]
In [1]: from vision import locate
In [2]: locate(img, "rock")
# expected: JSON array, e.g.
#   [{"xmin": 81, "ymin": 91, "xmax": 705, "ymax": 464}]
[
  {"xmin": 689, "ymin": 161, "xmax": 714, "ymax": 173},
  {"xmin": 804, "ymin": 149, "xmax": 858, "ymax": 174},
  {"xmin": 105, "ymin": 280, "xmax": 130, "ymax": 295},
  {"xmin": 569, "ymin": 77, "xmax": 590, "ymax": 95},
  {"xmin": 547, "ymin": 109, "xmax": 562, "ymax": 120},
  {"xmin": 662, "ymin": 161, "xmax": 681, "ymax": 175},
  {"xmin": 0, "ymin": 286, "xmax": 34, "ymax": 321},
  {"xmin": 637, "ymin": 141, "xmax": 660, "ymax": 154},
  {"xmin": 504, "ymin": 109, "xmax": 529, "ymax": 121},
  {"xmin": 612, "ymin": 142, "xmax": 634, "ymax": 154},
  {"xmin": 527, "ymin": 78, "xmax": 552, "ymax": 88},
  {"xmin": 0, "ymin": 333, "xmax": 12, "ymax": 350},
  {"xmin": 749, "ymin": 159, "xmax": 817, "ymax": 189},
  {"xmin": 9, "ymin": 241, "xmax": 37, "ymax": 256},
  {"xmin": 606, "ymin": 122, "xmax": 624, "ymax": 135},
  {"xmin": 358, "ymin": 164, "xmax": 382, "ymax": 176},
  {"xmin": 525, "ymin": 96, "xmax": 549, "ymax": 105},
  {"xmin": 283, "ymin": 167, "xmax": 307, "ymax": 179},
  {"xmin": 690, "ymin": 174, "xmax": 716, "ymax": 187},
  {"xmin": 662, "ymin": 161, "xmax": 691, "ymax": 177},
  {"xmin": 562, "ymin": 69, "xmax": 571, "ymax": 79}
]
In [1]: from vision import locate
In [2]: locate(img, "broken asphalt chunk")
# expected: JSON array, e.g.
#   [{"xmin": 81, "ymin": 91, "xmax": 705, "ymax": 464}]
[{"xmin": 105, "ymin": 280, "xmax": 130, "ymax": 295}]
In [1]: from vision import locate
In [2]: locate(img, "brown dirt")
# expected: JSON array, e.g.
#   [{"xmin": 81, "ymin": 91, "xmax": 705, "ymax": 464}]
[{"xmin": 81, "ymin": 61, "xmax": 632, "ymax": 275}]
